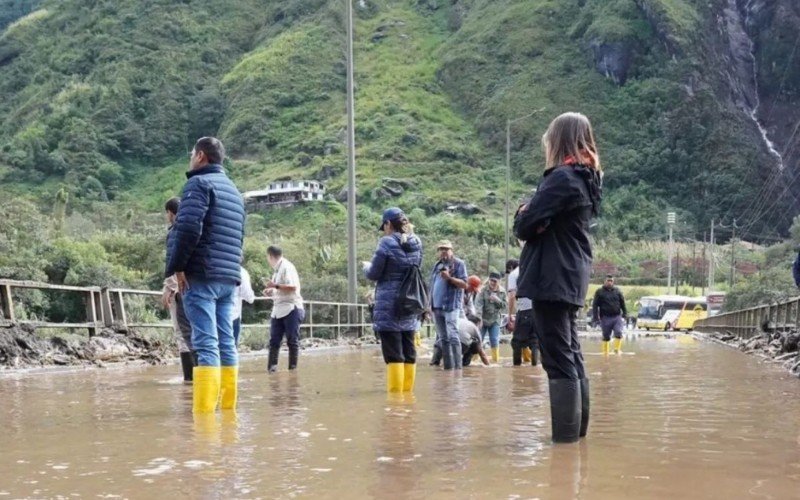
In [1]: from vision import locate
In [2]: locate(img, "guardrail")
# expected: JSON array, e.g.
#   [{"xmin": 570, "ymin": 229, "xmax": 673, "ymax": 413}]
[
  {"xmin": 693, "ymin": 295, "xmax": 800, "ymax": 338},
  {"xmin": 0, "ymin": 279, "xmax": 371, "ymax": 338}
]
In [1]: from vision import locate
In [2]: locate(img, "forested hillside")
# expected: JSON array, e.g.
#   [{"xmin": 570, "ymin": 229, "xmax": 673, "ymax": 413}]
[{"xmin": 0, "ymin": 0, "xmax": 798, "ymax": 303}]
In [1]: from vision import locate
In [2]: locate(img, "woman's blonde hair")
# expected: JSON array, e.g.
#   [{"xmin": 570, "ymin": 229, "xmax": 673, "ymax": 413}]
[{"xmin": 541, "ymin": 112, "xmax": 601, "ymax": 170}]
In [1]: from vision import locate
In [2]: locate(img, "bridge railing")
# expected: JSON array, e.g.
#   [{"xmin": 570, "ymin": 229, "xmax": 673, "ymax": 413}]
[
  {"xmin": 0, "ymin": 279, "xmax": 371, "ymax": 339},
  {"xmin": 693, "ymin": 295, "xmax": 800, "ymax": 338}
]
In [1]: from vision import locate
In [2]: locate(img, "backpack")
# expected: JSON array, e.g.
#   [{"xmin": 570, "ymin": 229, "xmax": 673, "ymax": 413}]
[{"xmin": 395, "ymin": 264, "xmax": 429, "ymax": 317}]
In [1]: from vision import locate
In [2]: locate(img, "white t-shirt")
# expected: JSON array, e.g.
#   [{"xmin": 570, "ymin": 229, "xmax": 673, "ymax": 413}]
[
  {"xmin": 507, "ymin": 267, "xmax": 532, "ymax": 311},
  {"xmin": 232, "ymin": 267, "xmax": 256, "ymax": 320},
  {"xmin": 271, "ymin": 258, "xmax": 304, "ymax": 318}
]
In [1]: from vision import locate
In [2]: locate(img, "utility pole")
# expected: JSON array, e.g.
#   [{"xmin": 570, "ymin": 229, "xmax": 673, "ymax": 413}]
[
  {"xmin": 729, "ymin": 218, "xmax": 738, "ymax": 289},
  {"xmin": 701, "ymin": 231, "xmax": 707, "ymax": 297},
  {"xmin": 505, "ymin": 119, "xmax": 511, "ymax": 265},
  {"xmin": 708, "ymin": 218, "xmax": 715, "ymax": 290},
  {"xmin": 675, "ymin": 245, "xmax": 680, "ymax": 294},
  {"xmin": 667, "ymin": 212, "xmax": 676, "ymax": 291},
  {"xmin": 345, "ymin": 0, "xmax": 357, "ymax": 305}
]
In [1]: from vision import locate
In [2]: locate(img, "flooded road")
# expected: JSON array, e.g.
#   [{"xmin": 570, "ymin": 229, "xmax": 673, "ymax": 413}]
[{"xmin": 2, "ymin": 335, "xmax": 800, "ymax": 499}]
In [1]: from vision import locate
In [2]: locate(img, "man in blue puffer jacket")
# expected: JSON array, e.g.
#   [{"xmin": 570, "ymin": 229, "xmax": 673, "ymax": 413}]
[
  {"xmin": 364, "ymin": 207, "xmax": 423, "ymax": 393},
  {"xmin": 165, "ymin": 137, "xmax": 245, "ymax": 414}
]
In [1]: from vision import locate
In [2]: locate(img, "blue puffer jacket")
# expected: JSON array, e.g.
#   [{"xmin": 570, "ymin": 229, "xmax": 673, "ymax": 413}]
[
  {"xmin": 365, "ymin": 233, "xmax": 423, "ymax": 332},
  {"xmin": 793, "ymin": 251, "xmax": 800, "ymax": 288},
  {"xmin": 165, "ymin": 164, "xmax": 245, "ymax": 285}
]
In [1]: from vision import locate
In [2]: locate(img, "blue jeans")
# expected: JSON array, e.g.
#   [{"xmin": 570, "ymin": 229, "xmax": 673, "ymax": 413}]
[
  {"xmin": 481, "ymin": 322, "xmax": 501, "ymax": 348},
  {"xmin": 181, "ymin": 278, "xmax": 238, "ymax": 367},
  {"xmin": 433, "ymin": 309, "xmax": 462, "ymax": 369}
]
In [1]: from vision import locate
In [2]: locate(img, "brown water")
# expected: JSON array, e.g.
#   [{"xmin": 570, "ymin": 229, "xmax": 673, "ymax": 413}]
[{"xmin": 2, "ymin": 335, "xmax": 800, "ymax": 499}]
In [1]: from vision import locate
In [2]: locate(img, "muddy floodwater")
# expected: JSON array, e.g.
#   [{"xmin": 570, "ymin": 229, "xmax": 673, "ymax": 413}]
[{"xmin": 2, "ymin": 335, "xmax": 800, "ymax": 499}]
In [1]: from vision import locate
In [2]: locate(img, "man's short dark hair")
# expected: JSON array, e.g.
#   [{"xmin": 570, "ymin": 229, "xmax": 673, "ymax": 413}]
[
  {"xmin": 164, "ymin": 197, "xmax": 180, "ymax": 215},
  {"xmin": 506, "ymin": 259, "xmax": 519, "ymax": 273},
  {"xmin": 267, "ymin": 245, "xmax": 283, "ymax": 258},
  {"xmin": 194, "ymin": 137, "xmax": 225, "ymax": 164},
  {"xmin": 605, "ymin": 274, "xmax": 614, "ymax": 280}
]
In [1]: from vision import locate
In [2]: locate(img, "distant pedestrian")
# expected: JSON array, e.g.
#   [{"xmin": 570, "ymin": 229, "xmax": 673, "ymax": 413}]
[
  {"xmin": 793, "ymin": 248, "xmax": 800, "ymax": 288},
  {"xmin": 429, "ymin": 240, "xmax": 469, "ymax": 370},
  {"xmin": 161, "ymin": 197, "xmax": 196, "ymax": 382},
  {"xmin": 363, "ymin": 207, "xmax": 423, "ymax": 393},
  {"xmin": 476, "ymin": 272, "xmax": 508, "ymax": 363},
  {"xmin": 463, "ymin": 275, "xmax": 482, "ymax": 324},
  {"xmin": 165, "ymin": 137, "xmax": 245, "ymax": 414},
  {"xmin": 592, "ymin": 275, "xmax": 627, "ymax": 355},
  {"xmin": 263, "ymin": 246, "xmax": 304, "ymax": 373},
  {"xmin": 514, "ymin": 112, "xmax": 603, "ymax": 443},
  {"xmin": 232, "ymin": 265, "xmax": 256, "ymax": 346}
]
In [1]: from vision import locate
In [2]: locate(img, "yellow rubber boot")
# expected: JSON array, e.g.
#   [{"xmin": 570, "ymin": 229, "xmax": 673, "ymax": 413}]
[
  {"xmin": 601, "ymin": 341, "xmax": 610, "ymax": 355},
  {"xmin": 386, "ymin": 363, "xmax": 404, "ymax": 393},
  {"xmin": 193, "ymin": 366, "xmax": 221, "ymax": 414},
  {"xmin": 414, "ymin": 332, "xmax": 422, "ymax": 348},
  {"xmin": 403, "ymin": 363, "xmax": 416, "ymax": 392},
  {"xmin": 613, "ymin": 337, "xmax": 623, "ymax": 354},
  {"xmin": 491, "ymin": 347, "xmax": 500, "ymax": 363},
  {"xmin": 522, "ymin": 347, "xmax": 532, "ymax": 363},
  {"xmin": 219, "ymin": 366, "xmax": 238, "ymax": 410}
]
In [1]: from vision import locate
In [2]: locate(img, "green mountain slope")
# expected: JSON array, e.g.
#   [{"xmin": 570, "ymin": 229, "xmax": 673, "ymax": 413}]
[{"xmin": 0, "ymin": 0, "xmax": 798, "ymax": 297}]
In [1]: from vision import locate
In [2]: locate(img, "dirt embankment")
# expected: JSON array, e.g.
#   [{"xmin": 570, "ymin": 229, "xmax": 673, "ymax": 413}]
[
  {"xmin": 707, "ymin": 329, "xmax": 800, "ymax": 377},
  {"xmin": 1, "ymin": 324, "xmax": 381, "ymax": 370},
  {"xmin": 0, "ymin": 324, "xmax": 172, "ymax": 370}
]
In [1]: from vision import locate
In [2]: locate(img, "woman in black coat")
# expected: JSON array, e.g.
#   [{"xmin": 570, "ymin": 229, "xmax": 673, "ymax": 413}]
[{"xmin": 514, "ymin": 112, "xmax": 603, "ymax": 443}]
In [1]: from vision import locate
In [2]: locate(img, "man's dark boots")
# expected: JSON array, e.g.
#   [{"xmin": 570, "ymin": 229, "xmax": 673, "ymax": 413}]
[
  {"xmin": 429, "ymin": 344, "xmax": 442, "ymax": 366},
  {"xmin": 288, "ymin": 345, "xmax": 299, "ymax": 370},
  {"xmin": 180, "ymin": 351, "xmax": 195, "ymax": 382},
  {"xmin": 579, "ymin": 378, "xmax": 590, "ymax": 438},
  {"xmin": 548, "ymin": 379, "xmax": 581, "ymax": 443},
  {"xmin": 268, "ymin": 347, "xmax": 280, "ymax": 373},
  {"xmin": 512, "ymin": 341, "xmax": 522, "ymax": 366}
]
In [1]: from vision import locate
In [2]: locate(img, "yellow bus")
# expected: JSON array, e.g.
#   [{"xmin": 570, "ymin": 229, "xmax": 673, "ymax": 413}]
[{"xmin": 637, "ymin": 295, "xmax": 708, "ymax": 331}]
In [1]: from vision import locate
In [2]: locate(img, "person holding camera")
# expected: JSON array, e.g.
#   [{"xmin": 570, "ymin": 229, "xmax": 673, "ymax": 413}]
[{"xmin": 429, "ymin": 240, "xmax": 468, "ymax": 370}]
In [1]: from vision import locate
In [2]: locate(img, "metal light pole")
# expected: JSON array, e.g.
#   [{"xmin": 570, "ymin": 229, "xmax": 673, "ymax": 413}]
[
  {"xmin": 505, "ymin": 107, "xmax": 546, "ymax": 264},
  {"xmin": 345, "ymin": 0, "xmax": 357, "ymax": 304},
  {"xmin": 667, "ymin": 212, "xmax": 676, "ymax": 291}
]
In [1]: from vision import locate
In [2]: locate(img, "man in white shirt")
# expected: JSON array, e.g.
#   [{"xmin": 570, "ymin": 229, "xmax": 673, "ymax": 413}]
[
  {"xmin": 263, "ymin": 246, "xmax": 304, "ymax": 372},
  {"xmin": 232, "ymin": 265, "xmax": 256, "ymax": 346}
]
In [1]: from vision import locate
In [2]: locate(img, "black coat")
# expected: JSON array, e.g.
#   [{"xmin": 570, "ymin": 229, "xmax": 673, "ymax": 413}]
[
  {"xmin": 592, "ymin": 285, "xmax": 627, "ymax": 318},
  {"xmin": 513, "ymin": 164, "xmax": 602, "ymax": 307}
]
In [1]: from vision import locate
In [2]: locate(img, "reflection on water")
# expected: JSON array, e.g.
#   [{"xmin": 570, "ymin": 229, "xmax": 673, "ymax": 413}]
[{"xmin": 1, "ymin": 338, "xmax": 800, "ymax": 499}]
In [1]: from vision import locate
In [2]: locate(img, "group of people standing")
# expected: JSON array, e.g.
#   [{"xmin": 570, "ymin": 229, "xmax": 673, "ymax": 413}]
[
  {"xmin": 159, "ymin": 111, "xmax": 604, "ymax": 445},
  {"xmin": 365, "ymin": 111, "xmax": 603, "ymax": 443}
]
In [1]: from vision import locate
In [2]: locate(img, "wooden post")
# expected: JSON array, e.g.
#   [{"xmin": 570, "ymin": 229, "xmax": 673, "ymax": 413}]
[
  {"xmin": 0, "ymin": 284, "xmax": 14, "ymax": 322},
  {"xmin": 337, "ymin": 304, "xmax": 342, "ymax": 340},
  {"xmin": 308, "ymin": 302, "xmax": 314, "ymax": 339},
  {"xmin": 100, "ymin": 288, "xmax": 114, "ymax": 327},
  {"xmin": 85, "ymin": 290, "xmax": 98, "ymax": 337},
  {"xmin": 112, "ymin": 291, "xmax": 128, "ymax": 329}
]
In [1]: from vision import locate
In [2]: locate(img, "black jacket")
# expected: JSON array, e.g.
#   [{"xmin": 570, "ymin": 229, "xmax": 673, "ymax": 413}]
[
  {"xmin": 513, "ymin": 164, "xmax": 602, "ymax": 307},
  {"xmin": 592, "ymin": 285, "xmax": 627, "ymax": 318},
  {"xmin": 165, "ymin": 164, "xmax": 246, "ymax": 284}
]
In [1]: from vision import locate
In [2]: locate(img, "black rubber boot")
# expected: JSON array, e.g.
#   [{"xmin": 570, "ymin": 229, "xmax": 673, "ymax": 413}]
[
  {"xmin": 288, "ymin": 345, "xmax": 299, "ymax": 370},
  {"xmin": 531, "ymin": 345, "xmax": 540, "ymax": 366},
  {"xmin": 429, "ymin": 344, "xmax": 442, "ymax": 366},
  {"xmin": 441, "ymin": 342, "xmax": 454, "ymax": 370},
  {"xmin": 268, "ymin": 347, "xmax": 279, "ymax": 373},
  {"xmin": 548, "ymin": 379, "xmax": 581, "ymax": 443},
  {"xmin": 451, "ymin": 341, "xmax": 463, "ymax": 370},
  {"xmin": 579, "ymin": 378, "xmax": 590, "ymax": 438},
  {"xmin": 511, "ymin": 339, "xmax": 522, "ymax": 366},
  {"xmin": 180, "ymin": 351, "xmax": 194, "ymax": 382}
]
